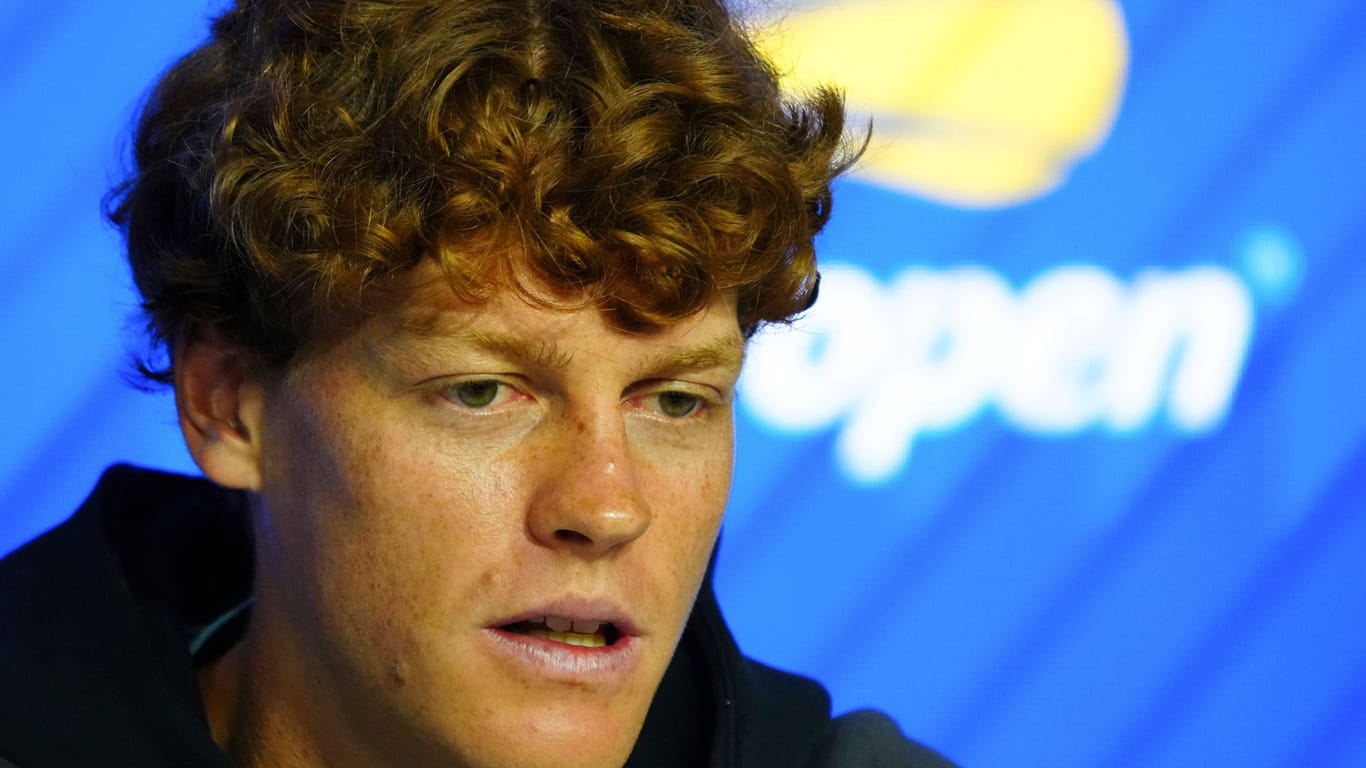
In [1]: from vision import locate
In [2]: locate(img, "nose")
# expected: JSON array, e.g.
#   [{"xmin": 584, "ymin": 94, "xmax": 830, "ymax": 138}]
[{"xmin": 526, "ymin": 408, "xmax": 652, "ymax": 558}]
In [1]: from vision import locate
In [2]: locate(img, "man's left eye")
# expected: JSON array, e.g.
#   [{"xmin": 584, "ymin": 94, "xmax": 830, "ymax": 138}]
[{"xmin": 656, "ymin": 391, "xmax": 702, "ymax": 418}]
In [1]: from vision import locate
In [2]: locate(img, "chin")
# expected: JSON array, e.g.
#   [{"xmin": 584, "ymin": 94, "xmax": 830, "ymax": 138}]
[
  {"xmin": 433, "ymin": 691, "xmax": 647, "ymax": 768},
  {"xmin": 515, "ymin": 702, "xmax": 644, "ymax": 767},
  {"xmin": 504, "ymin": 738, "xmax": 636, "ymax": 768}
]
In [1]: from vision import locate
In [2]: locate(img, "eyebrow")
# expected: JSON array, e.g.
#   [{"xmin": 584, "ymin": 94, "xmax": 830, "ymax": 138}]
[
  {"xmin": 375, "ymin": 310, "xmax": 745, "ymax": 379},
  {"xmin": 374, "ymin": 321, "xmax": 574, "ymax": 372},
  {"xmin": 638, "ymin": 332, "xmax": 746, "ymax": 378}
]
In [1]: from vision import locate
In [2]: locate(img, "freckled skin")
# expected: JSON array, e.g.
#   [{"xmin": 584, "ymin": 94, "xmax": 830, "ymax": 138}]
[{"xmin": 220, "ymin": 262, "xmax": 743, "ymax": 768}]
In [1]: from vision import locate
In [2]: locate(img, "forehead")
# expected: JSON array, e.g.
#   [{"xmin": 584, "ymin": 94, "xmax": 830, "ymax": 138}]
[{"xmin": 363, "ymin": 261, "xmax": 745, "ymax": 369}]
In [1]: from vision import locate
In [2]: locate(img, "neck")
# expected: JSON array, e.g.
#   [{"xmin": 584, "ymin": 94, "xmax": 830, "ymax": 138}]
[
  {"xmin": 197, "ymin": 612, "xmax": 427, "ymax": 768},
  {"xmin": 199, "ymin": 630, "xmax": 310, "ymax": 766},
  {"xmin": 197, "ymin": 639, "xmax": 245, "ymax": 752},
  {"xmin": 197, "ymin": 625, "xmax": 322, "ymax": 767}
]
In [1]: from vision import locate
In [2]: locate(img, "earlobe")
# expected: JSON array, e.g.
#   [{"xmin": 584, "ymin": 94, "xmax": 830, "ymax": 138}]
[{"xmin": 175, "ymin": 327, "xmax": 266, "ymax": 491}]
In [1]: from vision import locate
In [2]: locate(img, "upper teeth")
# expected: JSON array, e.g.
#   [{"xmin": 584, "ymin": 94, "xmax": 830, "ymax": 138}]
[{"xmin": 540, "ymin": 616, "xmax": 603, "ymax": 634}]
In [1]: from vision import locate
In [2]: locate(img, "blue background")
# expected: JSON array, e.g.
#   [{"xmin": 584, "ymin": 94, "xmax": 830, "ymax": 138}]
[{"xmin": 3, "ymin": 2, "xmax": 1364, "ymax": 766}]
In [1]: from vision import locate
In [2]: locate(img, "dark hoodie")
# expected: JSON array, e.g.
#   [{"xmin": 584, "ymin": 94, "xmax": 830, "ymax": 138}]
[{"xmin": 0, "ymin": 465, "xmax": 955, "ymax": 768}]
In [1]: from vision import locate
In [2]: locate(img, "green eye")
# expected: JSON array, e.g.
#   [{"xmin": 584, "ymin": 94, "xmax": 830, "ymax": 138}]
[
  {"xmin": 452, "ymin": 380, "xmax": 501, "ymax": 408},
  {"xmin": 658, "ymin": 391, "xmax": 700, "ymax": 418}
]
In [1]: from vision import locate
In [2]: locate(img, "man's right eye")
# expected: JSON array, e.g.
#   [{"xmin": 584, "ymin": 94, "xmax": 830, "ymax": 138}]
[{"xmin": 443, "ymin": 380, "xmax": 506, "ymax": 409}]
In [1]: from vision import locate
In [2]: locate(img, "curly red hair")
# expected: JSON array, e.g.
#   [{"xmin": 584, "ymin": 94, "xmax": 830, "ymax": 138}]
[{"xmin": 108, "ymin": 0, "xmax": 861, "ymax": 379}]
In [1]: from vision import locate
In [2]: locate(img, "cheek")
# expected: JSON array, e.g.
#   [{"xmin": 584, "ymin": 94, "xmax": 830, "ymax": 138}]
[
  {"xmin": 259, "ymin": 382, "xmax": 512, "ymax": 648},
  {"xmin": 321, "ymin": 425, "xmax": 512, "ymax": 603},
  {"xmin": 641, "ymin": 433, "xmax": 733, "ymax": 600}
]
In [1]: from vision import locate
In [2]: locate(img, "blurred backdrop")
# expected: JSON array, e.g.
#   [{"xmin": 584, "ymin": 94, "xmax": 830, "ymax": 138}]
[{"xmin": 3, "ymin": 1, "xmax": 1364, "ymax": 766}]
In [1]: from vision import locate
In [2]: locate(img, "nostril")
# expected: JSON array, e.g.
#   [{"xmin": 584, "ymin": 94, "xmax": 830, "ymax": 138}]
[{"xmin": 554, "ymin": 529, "xmax": 593, "ymax": 545}]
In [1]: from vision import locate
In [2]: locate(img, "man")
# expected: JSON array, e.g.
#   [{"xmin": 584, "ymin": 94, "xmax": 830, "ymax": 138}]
[{"xmin": 0, "ymin": 1, "xmax": 955, "ymax": 766}]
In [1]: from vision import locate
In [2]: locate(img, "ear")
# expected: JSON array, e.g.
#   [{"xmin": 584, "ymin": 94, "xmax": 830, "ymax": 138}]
[{"xmin": 174, "ymin": 326, "xmax": 267, "ymax": 491}]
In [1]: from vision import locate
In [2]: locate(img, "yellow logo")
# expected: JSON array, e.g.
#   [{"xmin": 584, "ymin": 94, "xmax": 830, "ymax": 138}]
[{"xmin": 756, "ymin": 0, "xmax": 1130, "ymax": 208}]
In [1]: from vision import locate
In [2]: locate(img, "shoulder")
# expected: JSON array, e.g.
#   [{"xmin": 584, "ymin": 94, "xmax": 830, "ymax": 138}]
[
  {"xmin": 807, "ymin": 709, "xmax": 959, "ymax": 768},
  {"xmin": 738, "ymin": 660, "xmax": 957, "ymax": 768},
  {"xmin": 0, "ymin": 465, "xmax": 244, "ymax": 767},
  {"xmin": 680, "ymin": 572, "xmax": 957, "ymax": 768}
]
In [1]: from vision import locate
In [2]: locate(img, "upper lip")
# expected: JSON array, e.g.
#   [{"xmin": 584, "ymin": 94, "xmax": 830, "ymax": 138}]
[{"xmin": 489, "ymin": 597, "xmax": 643, "ymax": 638}]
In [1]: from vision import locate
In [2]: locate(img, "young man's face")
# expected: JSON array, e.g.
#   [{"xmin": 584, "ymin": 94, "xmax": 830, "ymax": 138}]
[{"xmin": 243, "ymin": 260, "xmax": 743, "ymax": 767}]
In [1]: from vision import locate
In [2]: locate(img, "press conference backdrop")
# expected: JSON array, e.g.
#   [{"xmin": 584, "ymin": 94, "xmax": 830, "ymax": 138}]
[{"xmin": 2, "ymin": 1, "xmax": 1363, "ymax": 766}]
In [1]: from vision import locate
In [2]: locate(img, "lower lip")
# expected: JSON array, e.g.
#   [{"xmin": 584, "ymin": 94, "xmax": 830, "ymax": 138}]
[{"xmin": 482, "ymin": 628, "xmax": 643, "ymax": 687}]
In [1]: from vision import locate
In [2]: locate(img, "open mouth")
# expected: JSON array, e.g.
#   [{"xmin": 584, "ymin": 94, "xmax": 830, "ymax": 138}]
[{"xmin": 499, "ymin": 615, "xmax": 623, "ymax": 648}]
